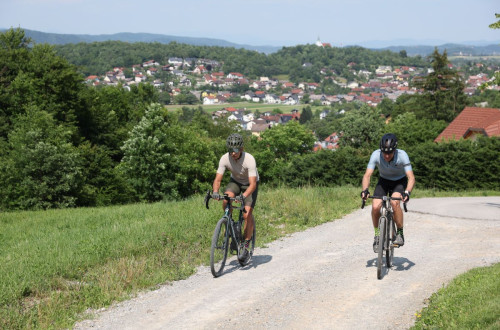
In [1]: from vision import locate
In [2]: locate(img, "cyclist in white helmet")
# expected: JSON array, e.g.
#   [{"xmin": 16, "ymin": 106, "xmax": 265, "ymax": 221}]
[
  {"xmin": 361, "ymin": 133, "xmax": 415, "ymax": 252},
  {"xmin": 212, "ymin": 133, "xmax": 259, "ymax": 263}
]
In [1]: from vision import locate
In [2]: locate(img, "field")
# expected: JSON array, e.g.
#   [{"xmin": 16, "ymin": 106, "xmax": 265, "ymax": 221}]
[{"xmin": 165, "ymin": 102, "xmax": 327, "ymax": 114}]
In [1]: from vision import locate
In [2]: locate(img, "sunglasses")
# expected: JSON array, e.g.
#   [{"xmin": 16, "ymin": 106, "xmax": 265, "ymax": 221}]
[{"xmin": 228, "ymin": 148, "xmax": 241, "ymax": 154}]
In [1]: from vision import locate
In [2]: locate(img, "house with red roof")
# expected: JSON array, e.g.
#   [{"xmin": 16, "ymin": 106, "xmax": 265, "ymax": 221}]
[{"xmin": 435, "ymin": 107, "xmax": 500, "ymax": 142}]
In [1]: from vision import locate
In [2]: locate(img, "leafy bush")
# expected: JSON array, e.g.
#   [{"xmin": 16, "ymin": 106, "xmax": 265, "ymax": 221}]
[
  {"xmin": 410, "ymin": 137, "xmax": 500, "ymax": 190},
  {"xmin": 120, "ymin": 103, "xmax": 218, "ymax": 201},
  {"xmin": 281, "ymin": 147, "xmax": 368, "ymax": 187},
  {"xmin": 0, "ymin": 108, "xmax": 82, "ymax": 210}
]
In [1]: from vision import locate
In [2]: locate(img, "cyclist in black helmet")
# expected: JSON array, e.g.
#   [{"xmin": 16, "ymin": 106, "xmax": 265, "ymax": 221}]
[
  {"xmin": 361, "ymin": 133, "xmax": 415, "ymax": 252},
  {"xmin": 212, "ymin": 133, "xmax": 259, "ymax": 263}
]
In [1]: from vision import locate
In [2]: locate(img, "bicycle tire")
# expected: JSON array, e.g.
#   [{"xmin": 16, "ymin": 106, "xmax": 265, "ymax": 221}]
[
  {"xmin": 210, "ymin": 217, "xmax": 229, "ymax": 277},
  {"xmin": 386, "ymin": 217, "xmax": 396, "ymax": 267},
  {"xmin": 377, "ymin": 216, "xmax": 386, "ymax": 280}
]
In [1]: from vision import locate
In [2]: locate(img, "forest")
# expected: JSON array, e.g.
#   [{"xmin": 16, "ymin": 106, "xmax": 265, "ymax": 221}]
[
  {"xmin": 53, "ymin": 39, "xmax": 429, "ymax": 78},
  {"xmin": 0, "ymin": 27, "xmax": 499, "ymax": 211}
]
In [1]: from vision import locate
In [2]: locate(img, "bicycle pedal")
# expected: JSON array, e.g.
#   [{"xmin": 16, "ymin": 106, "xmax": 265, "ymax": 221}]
[{"xmin": 391, "ymin": 244, "xmax": 400, "ymax": 248}]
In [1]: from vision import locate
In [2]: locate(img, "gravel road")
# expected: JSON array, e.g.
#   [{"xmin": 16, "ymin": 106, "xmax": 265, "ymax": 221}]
[{"xmin": 75, "ymin": 197, "xmax": 500, "ymax": 330}]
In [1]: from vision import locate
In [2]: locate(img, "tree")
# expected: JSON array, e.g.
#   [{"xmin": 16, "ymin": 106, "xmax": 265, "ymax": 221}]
[
  {"xmin": 0, "ymin": 107, "xmax": 82, "ymax": 210},
  {"xmin": 299, "ymin": 106, "xmax": 313, "ymax": 124},
  {"xmin": 0, "ymin": 28, "xmax": 86, "ymax": 141},
  {"xmin": 384, "ymin": 112, "xmax": 447, "ymax": 148},
  {"xmin": 0, "ymin": 28, "xmax": 32, "ymax": 137},
  {"xmin": 120, "ymin": 103, "xmax": 217, "ymax": 201},
  {"xmin": 339, "ymin": 105, "xmax": 384, "ymax": 148},
  {"xmin": 412, "ymin": 48, "xmax": 467, "ymax": 121},
  {"xmin": 174, "ymin": 92, "xmax": 198, "ymax": 105},
  {"xmin": 301, "ymin": 93, "xmax": 311, "ymax": 104},
  {"xmin": 488, "ymin": 13, "xmax": 500, "ymax": 29},
  {"xmin": 484, "ymin": 14, "xmax": 500, "ymax": 87},
  {"xmin": 377, "ymin": 98, "xmax": 395, "ymax": 117},
  {"xmin": 253, "ymin": 120, "xmax": 315, "ymax": 183}
]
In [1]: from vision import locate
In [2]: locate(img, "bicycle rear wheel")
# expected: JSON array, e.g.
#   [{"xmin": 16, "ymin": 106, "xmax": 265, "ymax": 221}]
[
  {"xmin": 210, "ymin": 217, "xmax": 229, "ymax": 277},
  {"xmin": 386, "ymin": 217, "xmax": 396, "ymax": 267},
  {"xmin": 377, "ymin": 216, "xmax": 386, "ymax": 280}
]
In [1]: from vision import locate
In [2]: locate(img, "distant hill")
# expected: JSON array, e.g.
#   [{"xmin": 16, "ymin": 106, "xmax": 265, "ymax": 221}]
[
  {"xmin": 1, "ymin": 29, "xmax": 282, "ymax": 54},
  {"xmin": 378, "ymin": 43, "xmax": 500, "ymax": 57},
  {"xmin": 2, "ymin": 28, "xmax": 500, "ymax": 57}
]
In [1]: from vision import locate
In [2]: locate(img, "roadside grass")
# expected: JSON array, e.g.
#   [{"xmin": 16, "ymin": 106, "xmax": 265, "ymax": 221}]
[
  {"xmin": 0, "ymin": 186, "xmax": 498, "ymax": 328},
  {"xmin": 412, "ymin": 263, "xmax": 500, "ymax": 329}
]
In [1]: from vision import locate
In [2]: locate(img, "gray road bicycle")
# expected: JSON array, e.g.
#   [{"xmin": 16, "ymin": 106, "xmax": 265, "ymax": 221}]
[
  {"xmin": 362, "ymin": 195, "xmax": 407, "ymax": 279},
  {"xmin": 205, "ymin": 191, "xmax": 255, "ymax": 277}
]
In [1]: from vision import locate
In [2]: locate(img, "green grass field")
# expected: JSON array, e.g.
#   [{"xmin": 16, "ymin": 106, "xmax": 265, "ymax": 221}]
[
  {"xmin": 412, "ymin": 262, "xmax": 500, "ymax": 329},
  {"xmin": 0, "ymin": 186, "xmax": 498, "ymax": 328},
  {"xmin": 166, "ymin": 102, "xmax": 326, "ymax": 114}
]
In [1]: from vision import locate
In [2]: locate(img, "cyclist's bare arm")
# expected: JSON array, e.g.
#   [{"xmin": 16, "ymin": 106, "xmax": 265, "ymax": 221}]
[
  {"xmin": 405, "ymin": 170, "xmax": 415, "ymax": 193},
  {"xmin": 362, "ymin": 168, "xmax": 374, "ymax": 198},
  {"xmin": 212, "ymin": 173, "xmax": 224, "ymax": 194},
  {"xmin": 243, "ymin": 176, "xmax": 257, "ymax": 199}
]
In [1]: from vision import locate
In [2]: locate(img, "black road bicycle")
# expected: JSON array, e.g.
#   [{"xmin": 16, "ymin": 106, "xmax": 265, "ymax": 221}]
[
  {"xmin": 205, "ymin": 191, "xmax": 255, "ymax": 277},
  {"xmin": 362, "ymin": 195, "xmax": 407, "ymax": 280}
]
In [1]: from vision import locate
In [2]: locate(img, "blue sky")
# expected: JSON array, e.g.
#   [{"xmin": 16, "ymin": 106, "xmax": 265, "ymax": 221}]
[{"xmin": 1, "ymin": 0, "xmax": 499, "ymax": 47}]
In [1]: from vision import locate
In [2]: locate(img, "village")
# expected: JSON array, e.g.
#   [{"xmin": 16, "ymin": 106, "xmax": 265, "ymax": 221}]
[{"xmin": 83, "ymin": 44, "xmax": 499, "ymax": 150}]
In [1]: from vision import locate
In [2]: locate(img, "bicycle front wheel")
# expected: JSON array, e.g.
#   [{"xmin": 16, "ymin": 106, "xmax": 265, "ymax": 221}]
[
  {"xmin": 386, "ymin": 218, "xmax": 396, "ymax": 267},
  {"xmin": 210, "ymin": 217, "xmax": 229, "ymax": 277},
  {"xmin": 377, "ymin": 216, "xmax": 387, "ymax": 280}
]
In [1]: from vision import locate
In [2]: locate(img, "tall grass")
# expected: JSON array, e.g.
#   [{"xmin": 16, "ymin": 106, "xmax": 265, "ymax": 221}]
[{"xmin": 0, "ymin": 186, "xmax": 498, "ymax": 328}]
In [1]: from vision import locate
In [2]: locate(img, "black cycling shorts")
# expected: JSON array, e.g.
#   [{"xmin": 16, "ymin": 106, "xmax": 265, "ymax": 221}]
[
  {"xmin": 374, "ymin": 177, "xmax": 408, "ymax": 197},
  {"xmin": 224, "ymin": 177, "xmax": 258, "ymax": 208}
]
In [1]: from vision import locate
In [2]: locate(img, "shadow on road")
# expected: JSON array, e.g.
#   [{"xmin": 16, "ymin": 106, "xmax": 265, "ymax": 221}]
[
  {"xmin": 217, "ymin": 255, "xmax": 273, "ymax": 277},
  {"xmin": 485, "ymin": 202, "xmax": 500, "ymax": 208},
  {"xmin": 239, "ymin": 254, "xmax": 273, "ymax": 271},
  {"xmin": 391, "ymin": 257, "xmax": 416, "ymax": 271},
  {"xmin": 365, "ymin": 256, "xmax": 416, "ymax": 278}
]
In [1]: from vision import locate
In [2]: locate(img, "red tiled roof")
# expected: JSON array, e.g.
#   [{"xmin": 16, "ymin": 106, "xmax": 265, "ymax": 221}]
[{"xmin": 435, "ymin": 107, "xmax": 500, "ymax": 142}]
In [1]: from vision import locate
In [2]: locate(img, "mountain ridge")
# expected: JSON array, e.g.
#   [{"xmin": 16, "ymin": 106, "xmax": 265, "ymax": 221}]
[{"xmin": 2, "ymin": 28, "xmax": 500, "ymax": 56}]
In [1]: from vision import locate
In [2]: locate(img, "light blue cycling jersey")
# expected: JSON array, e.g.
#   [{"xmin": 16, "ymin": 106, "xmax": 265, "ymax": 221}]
[{"xmin": 367, "ymin": 149, "xmax": 412, "ymax": 181}]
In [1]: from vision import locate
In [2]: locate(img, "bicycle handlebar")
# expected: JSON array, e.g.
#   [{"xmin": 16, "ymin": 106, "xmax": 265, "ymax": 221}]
[
  {"xmin": 361, "ymin": 195, "xmax": 408, "ymax": 212},
  {"xmin": 204, "ymin": 190, "xmax": 246, "ymax": 213}
]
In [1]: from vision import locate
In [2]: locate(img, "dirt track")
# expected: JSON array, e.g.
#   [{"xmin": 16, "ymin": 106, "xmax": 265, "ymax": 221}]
[{"xmin": 75, "ymin": 197, "xmax": 500, "ymax": 329}]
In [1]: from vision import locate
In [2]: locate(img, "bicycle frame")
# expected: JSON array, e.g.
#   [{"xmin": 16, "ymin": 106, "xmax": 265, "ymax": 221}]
[
  {"xmin": 205, "ymin": 190, "xmax": 253, "ymax": 277},
  {"xmin": 362, "ymin": 195, "xmax": 407, "ymax": 279},
  {"xmin": 220, "ymin": 194, "xmax": 245, "ymax": 251}
]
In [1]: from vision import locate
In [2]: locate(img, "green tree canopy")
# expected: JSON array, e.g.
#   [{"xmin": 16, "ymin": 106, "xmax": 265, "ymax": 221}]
[
  {"xmin": 0, "ymin": 107, "xmax": 82, "ymax": 210},
  {"xmin": 384, "ymin": 112, "xmax": 447, "ymax": 148},
  {"xmin": 252, "ymin": 120, "xmax": 315, "ymax": 183},
  {"xmin": 412, "ymin": 48, "xmax": 467, "ymax": 121},
  {"xmin": 120, "ymin": 103, "xmax": 217, "ymax": 201},
  {"xmin": 299, "ymin": 106, "xmax": 313, "ymax": 124},
  {"xmin": 339, "ymin": 105, "xmax": 384, "ymax": 148}
]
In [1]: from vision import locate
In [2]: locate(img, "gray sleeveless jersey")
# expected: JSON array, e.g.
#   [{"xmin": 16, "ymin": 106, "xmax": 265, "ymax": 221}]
[{"xmin": 217, "ymin": 152, "xmax": 259, "ymax": 185}]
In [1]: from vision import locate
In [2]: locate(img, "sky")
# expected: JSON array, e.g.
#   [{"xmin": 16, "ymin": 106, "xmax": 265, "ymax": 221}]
[{"xmin": 1, "ymin": 0, "xmax": 499, "ymax": 47}]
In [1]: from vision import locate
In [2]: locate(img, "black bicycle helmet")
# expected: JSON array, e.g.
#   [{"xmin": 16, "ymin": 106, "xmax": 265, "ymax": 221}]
[
  {"xmin": 226, "ymin": 133, "xmax": 244, "ymax": 149},
  {"xmin": 380, "ymin": 133, "xmax": 398, "ymax": 153}
]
